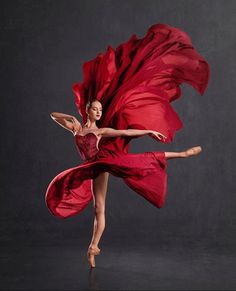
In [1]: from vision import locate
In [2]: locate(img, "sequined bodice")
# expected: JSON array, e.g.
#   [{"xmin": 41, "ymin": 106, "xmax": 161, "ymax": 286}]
[{"xmin": 74, "ymin": 132, "xmax": 100, "ymax": 161}]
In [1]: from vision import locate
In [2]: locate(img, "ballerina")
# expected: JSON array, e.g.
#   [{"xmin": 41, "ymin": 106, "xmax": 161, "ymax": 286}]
[
  {"xmin": 50, "ymin": 99, "xmax": 202, "ymax": 268},
  {"xmin": 45, "ymin": 23, "xmax": 209, "ymax": 268}
]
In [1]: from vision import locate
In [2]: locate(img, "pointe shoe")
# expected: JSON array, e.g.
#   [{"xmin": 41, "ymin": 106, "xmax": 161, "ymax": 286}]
[
  {"xmin": 184, "ymin": 146, "xmax": 202, "ymax": 157},
  {"xmin": 87, "ymin": 246, "xmax": 101, "ymax": 268}
]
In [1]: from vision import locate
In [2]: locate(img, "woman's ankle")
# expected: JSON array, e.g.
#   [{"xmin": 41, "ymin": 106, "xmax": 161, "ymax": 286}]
[
  {"xmin": 88, "ymin": 244, "xmax": 99, "ymax": 250},
  {"xmin": 180, "ymin": 151, "xmax": 187, "ymax": 158}
]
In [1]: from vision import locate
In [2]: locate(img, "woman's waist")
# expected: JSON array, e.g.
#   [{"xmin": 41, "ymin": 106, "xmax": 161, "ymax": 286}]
[{"xmin": 82, "ymin": 148, "xmax": 119, "ymax": 162}]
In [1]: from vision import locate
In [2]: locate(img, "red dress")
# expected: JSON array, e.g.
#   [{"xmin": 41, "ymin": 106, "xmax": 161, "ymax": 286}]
[{"xmin": 45, "ymin": 23, "xmax": 210, "ymax": 219}]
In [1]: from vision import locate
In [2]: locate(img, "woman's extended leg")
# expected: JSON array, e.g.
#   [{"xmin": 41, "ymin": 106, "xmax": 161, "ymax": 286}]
[
  {"xmin": 164, "ymin": 145, "xmax": 202, "ymax": 159},
  {"xmin": 87, "ymin": 171, "xmax": 109, "ymax": 267}
]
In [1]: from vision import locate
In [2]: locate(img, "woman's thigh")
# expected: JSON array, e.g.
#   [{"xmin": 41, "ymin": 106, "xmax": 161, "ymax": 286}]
[{"xmin": 92, "ymin": 172, "xmax": 109, "ymax": 208}]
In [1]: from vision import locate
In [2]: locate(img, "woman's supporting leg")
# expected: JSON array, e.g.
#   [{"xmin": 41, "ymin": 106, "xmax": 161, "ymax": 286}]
[
  {"xmin": 164, "ymin": 145, "xmax": 202, "ymax": 160},
  {"xmin": 87, "ymin": 171, "xmax": 109, "ymax": 267}
]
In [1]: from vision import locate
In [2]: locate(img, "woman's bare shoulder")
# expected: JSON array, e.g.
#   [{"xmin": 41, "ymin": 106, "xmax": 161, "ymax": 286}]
[
  {"xmin": 96, "ymin": 127, "xmax": 128, "ymax": 138},
  {"xmin": 74, "ymin": 127, "xmax": 104, "ymax": 137},
  {"xmin": 96, "ymin": 127, "xmax": 115, "ymax": 135}
]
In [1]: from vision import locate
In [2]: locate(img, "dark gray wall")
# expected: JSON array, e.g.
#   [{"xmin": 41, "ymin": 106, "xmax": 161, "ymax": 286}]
[{"xmin": 1, "ymin": 0, "xmax": 235, "ymax": 246}]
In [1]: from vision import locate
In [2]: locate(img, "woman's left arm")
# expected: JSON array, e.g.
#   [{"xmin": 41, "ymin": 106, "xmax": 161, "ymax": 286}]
[{"xmin": 98, "ymin": 128, "xmax": 166, "ymax": 141}]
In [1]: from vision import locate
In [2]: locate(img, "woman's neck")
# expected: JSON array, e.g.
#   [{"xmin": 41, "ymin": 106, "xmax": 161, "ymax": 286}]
[{"xmin": 84, "ymin": 119, "xmax": 97, "ymax": 129}]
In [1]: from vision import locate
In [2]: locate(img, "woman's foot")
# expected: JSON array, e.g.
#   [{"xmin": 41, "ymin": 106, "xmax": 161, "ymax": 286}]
[
  {"xmin": 183, "ymin": 146, "xmax": 202, "ymax": 158},
  {"xmin": 87, "ymin": 245, "xmax": 101, "ymax": 268}
]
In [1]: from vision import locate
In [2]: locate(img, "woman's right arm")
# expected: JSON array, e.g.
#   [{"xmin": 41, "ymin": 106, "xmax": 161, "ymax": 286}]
[{"xmin": 50, "ymin": 112, "xmax": 81, "ymax": 135}]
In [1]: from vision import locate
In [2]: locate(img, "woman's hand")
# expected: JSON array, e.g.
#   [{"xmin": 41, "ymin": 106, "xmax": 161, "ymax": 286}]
[
  {"xmin": 149, "ymin": 130, "xmax": 167, "ymax": 141},
  {"xmin": 71, "ymin": 116, "xmax": 82, "ymax": 132}
]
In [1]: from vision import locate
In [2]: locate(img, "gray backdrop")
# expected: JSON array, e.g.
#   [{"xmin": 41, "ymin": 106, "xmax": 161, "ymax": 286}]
[{"xmin": 1, "ymin": 0, "xmax": 235, "ymax": 250}]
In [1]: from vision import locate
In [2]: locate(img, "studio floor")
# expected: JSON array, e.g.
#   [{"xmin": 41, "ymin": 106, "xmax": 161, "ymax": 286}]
[{"xmin": 1, "ymin": 239, "xmax": 236, "ymax": 290}]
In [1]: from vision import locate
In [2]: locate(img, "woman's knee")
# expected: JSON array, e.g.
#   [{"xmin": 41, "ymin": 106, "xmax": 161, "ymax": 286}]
[{"xmin": 94, "ymin": 201, "xmax": 105, "ymax": 215}]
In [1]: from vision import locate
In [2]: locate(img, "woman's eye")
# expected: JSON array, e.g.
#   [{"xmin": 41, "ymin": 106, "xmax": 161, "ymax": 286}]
[{"xmin": 92, "ymin": 108, "xmax": 102, "ymax": 112}]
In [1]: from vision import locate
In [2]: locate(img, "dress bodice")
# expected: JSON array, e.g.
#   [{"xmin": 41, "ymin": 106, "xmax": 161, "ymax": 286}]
[{"xmin": 74, "ymin": 132, "xmax": 100, "ymax": 161}]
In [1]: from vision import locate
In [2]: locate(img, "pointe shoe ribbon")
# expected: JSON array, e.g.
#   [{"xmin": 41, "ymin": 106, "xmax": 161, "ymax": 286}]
[{"xmin": 87, "ymin": 246, "xmax": 101, "ymax": 255}]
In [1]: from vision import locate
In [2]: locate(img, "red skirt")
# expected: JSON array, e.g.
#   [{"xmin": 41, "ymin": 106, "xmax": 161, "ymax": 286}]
[{"xmin": 45, "ymin": 150, "xmax": 167, "ymax": 219}]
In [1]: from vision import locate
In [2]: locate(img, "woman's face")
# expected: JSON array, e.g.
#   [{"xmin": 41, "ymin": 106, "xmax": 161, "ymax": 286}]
[{"xmin": 87, "ymin": 101, "xmax": 102, "ymax": 121}]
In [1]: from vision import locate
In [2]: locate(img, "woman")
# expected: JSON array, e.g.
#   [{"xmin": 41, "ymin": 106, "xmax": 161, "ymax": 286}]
[
  {"xmin": 45, "ymin": 23, "xmax": 210, "ymax": 268},
  {"xmin": 49, "ymin": 99, "xmax": 201, "ymax": 268}
]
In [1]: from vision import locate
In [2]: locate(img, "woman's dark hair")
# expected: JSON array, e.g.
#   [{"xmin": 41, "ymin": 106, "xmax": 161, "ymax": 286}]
[{"xmin": 86, "ymin": 98, "xmax": 100, "ymax": 111}]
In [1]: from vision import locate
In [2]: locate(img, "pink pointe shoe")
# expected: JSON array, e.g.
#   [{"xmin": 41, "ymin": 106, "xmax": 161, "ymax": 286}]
[
  {"xmin": 87, "ymin": 246, "xmax": 101, "ymax": 268},
  {"xmin": 184, "ymin": 146, "xmax": 202, "ymax": 157}
]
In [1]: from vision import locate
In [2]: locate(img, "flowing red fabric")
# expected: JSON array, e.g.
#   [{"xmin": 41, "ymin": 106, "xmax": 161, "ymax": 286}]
[
  {"xmin": 46, "ymin": 133, "xmax": 167, "ymax": 218},
  {"xmin": 45, "ymin": 23, "xmax": 210, "ymax": 219}
]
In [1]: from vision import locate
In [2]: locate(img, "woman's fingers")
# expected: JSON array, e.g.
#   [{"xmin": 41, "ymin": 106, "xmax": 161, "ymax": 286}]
[
  {"xmin": 156, "ymin": 132, "xmax": 167, "ymax": 140},
  {"xmin": 149, "ymin": 131, "xmax": 167, "ymax": 141},
  {"xmin": 159, "ymin": 133, "xmax": 167, "ymax": 139}
]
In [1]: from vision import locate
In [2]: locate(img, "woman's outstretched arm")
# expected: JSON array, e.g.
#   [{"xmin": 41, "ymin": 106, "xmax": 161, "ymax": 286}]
[
  {"xmin": 98, "ymin": 128, "xmax": 166, "ymax": 141},
  {"xmin": 50, "ymin": 112, "xmax": 81, "ymax": 134}
]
